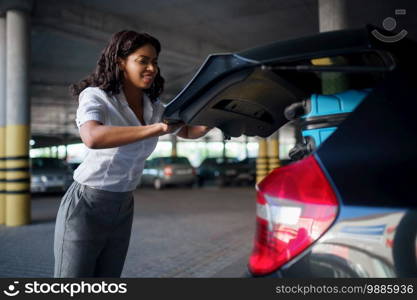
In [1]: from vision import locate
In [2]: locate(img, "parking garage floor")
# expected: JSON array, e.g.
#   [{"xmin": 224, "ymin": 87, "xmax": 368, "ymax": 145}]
[{"xmin": 0, "ymin": 186, "xmax": 256, "ymax": 278}]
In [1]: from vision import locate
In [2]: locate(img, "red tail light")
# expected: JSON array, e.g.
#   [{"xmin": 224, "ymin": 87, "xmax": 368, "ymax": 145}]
[
  {"xmin": 249, "ymin": 155, "xmax": 339, "ymax": 276},
  {"xmin": 164, "ymin": 166, "xmax": 173, "ymax": 176}
]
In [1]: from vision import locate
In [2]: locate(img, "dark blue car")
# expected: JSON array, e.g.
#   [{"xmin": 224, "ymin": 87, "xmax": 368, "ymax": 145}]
[{"xmin": 163, "ymin": 25, "xmax": 417, "ymax": 277}]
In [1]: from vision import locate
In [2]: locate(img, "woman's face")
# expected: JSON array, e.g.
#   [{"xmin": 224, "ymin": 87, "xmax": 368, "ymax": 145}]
[{"xmin": 120, "ymin": 44, "xmax": 159, "ymax": 90}]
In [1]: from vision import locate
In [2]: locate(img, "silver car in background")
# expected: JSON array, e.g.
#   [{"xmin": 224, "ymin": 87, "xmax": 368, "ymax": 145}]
[
  {"xmin": 31, "ymin": 157, "xmax": 74, "ymax": 193},
  {"xmin": 140, "ymin": 156, "xmax": 196, "ymax": 190}
]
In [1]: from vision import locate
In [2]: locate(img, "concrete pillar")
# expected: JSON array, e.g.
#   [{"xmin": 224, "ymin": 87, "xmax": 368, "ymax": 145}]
[
  {"xmin": 256, "ymin": 138, "xmax": 268, "ymax": 184},
  {"xmin": 203, "ymin": 136, "xmax": 209, "ymax": 157},
  {"xmin": 318, "ymin": 0, "xmax": 347, "ymax": 32},
  {"xmin": 170, "ymin": 134, "xmax": 177, "ymax": 157},
  {"xmin": 63, "ymin": 135, "xmax": 68, "ymax": 161},
  {"xmin": 244, "ymin": 135, "xmax": 249, "ymax": 158},
  {"xmin": 0, "ymin": 14, "xmax": 6, "ymax": 224},
  {"xmin": 5, "ymin": 9, "xmax": 31, "ymax": 226},
  {"xmin": 222, "ymin": 133, "xmax": 227, "ymax": 158},
  {"xmin": 64, "ymin": 145, "xmax": 68, "ymax": 161},
  {"xmin": 267, "ymin": 131, "xmax": 280, "ymax": 172}
]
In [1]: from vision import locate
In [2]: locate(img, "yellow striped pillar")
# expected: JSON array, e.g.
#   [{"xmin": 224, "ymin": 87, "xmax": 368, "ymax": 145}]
[
  {"xmin": 0, "ymin": 14, "xmax": 6, "ymax": 224},
  {"xmin": 5, "ymin": 9, "xmax": 31, "ymax": 226},
  {"xmin": 0, "ymin": 128, "xmax": 5, "ymax": 225},
  {"xmin": 256, "ymin": 138, "xmax": 268, "ymax": 184},
  {"xmin": 267, "ymin": 131, "xmax": 280, "ymax": 172},
  {"xmin": 5, "ymin": 131, "xmax": 30, "ymax": 226}
]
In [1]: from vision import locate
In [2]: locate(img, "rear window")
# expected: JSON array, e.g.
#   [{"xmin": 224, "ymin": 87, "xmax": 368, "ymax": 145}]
[
  {"xmin": 160, "ymin": 157, "xmax": 191, "ymax": 165},
  {"xmin": 202, "ymin": 158, "xmax": 238, "ymax": 165}
]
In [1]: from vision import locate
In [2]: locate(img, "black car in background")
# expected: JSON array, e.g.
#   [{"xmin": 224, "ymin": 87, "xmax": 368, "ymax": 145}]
[
  {"xmin": 232, "ymin": 158, "xmax": 293, "ymax": 186},
  {"xmin": 163, "ymin": 26, "xmax": 417, "ymax": 277},
  {"xmin": 196, "ymin": 157, "xmax": 239, "ymax": 186},
  {"xmin": 68, "ymin": 162, "xmax": 81, "ymax": 171},
  {"xmin": 232, "ymin": 157, "xmax": 256, "ymax": 186}
]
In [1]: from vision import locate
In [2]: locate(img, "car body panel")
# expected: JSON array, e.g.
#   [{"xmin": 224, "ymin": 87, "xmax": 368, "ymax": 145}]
[
  {"xmin": 273, "ymin": 207, "xmax": 417, "ymax": 278},
  {"xmin": 252, "ymin": 68, "xmax": 417, "ymax": 277}
]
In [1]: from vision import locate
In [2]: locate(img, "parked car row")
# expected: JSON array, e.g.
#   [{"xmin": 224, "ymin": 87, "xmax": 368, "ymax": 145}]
[
  {"xmin": 29, "ymin": 155, "xmax": 272, "ymax": 193},
  {"xmin": 31, "ymin": 157, "xmax": 74, "ymax": 194},
  {"xmin": 140, "ymin": 155, "xmax": 271, "ymax": 190}
]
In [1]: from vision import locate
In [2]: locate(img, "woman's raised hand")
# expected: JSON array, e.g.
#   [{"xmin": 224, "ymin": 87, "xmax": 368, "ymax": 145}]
[{"xmin": 159, "ymin": 121, "xmax": 185, "ymax": 135}]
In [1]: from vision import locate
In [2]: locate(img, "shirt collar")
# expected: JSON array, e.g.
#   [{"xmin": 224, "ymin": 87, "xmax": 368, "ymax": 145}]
[
  {"xmin": 143, "ymin": 93, "xmax": 153, "ymax": 125},
  {"xmin": 117, "ymin": 89, "xmax": 129, "ymax": 107}
]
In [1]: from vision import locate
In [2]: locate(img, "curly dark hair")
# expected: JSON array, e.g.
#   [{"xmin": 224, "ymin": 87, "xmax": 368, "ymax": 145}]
[{"xmin": 70, "ymin": 30, "xmax": 164, "ymax": 102}]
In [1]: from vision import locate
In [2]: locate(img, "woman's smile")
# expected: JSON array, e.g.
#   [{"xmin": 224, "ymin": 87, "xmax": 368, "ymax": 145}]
[{"xmin": 141, "ymin": 73, "xmax": 155, "ymax": 84}]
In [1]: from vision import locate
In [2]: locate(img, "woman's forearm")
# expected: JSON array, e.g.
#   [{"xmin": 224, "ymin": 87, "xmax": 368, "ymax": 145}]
[{"xmin": 82, "ymin": 122, "xmax": 164, "ymax": 149}]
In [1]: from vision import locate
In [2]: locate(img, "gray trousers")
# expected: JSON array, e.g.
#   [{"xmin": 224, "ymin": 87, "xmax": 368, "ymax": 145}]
[{"xmin": 54, "ymin": 181, "xmax": 134, "ymax": 278}]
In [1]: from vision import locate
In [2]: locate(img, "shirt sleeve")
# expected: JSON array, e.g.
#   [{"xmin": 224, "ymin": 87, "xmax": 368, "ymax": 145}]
[{"xmin": 75, "ymin": 89, "xmax": 107, "ymax": 129}]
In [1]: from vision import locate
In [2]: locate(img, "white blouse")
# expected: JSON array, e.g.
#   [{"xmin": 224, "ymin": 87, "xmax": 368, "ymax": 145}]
[{"xmin": 73, "ymin": 87, "xmax": 165, "ymax": 192}]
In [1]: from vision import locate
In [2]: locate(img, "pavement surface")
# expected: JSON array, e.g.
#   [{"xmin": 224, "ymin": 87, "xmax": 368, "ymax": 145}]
[{"xmin": 0, "ymin": 186, "xmax": 256, "ymax": 278}]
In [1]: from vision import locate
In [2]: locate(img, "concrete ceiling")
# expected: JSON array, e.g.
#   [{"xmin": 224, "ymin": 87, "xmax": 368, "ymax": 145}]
[
  {"xmin": 29, "ymin": 0, "xmax": 319, "ymax": 145},
  {"xmin": 26, "ymin": 0, "xmax": 417, "ymax": 147}
]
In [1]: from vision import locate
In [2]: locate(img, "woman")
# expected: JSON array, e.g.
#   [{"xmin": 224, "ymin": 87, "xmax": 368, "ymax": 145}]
[{"xmin": 54, "ymin": 30, "xmax": 211, "ymax": 278}]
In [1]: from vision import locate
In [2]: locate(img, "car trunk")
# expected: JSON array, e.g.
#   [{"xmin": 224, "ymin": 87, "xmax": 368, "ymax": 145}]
[{"xmin": 163, "ymin": 25, "xmax": 408, "ymax": 138}]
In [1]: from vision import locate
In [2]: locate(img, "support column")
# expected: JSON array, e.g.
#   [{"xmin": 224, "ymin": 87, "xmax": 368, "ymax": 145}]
[
  {"xmin": 63, "ymin": 134, "xmax": 68, "ymax": 161},
  {"xmin": 256, "ymin": 138, "xmax": 268, "ymax": 184},
  {"xmin": 267, "ymin": 131, "xmax": 280, "ymax": 172},
  {"xmin": 203, "ymin": 136, "xmax": 209, "ymax": 157},
  {"xmin": 222, "ymin": 133, "xmax": 227, "ymax": 158},
  {"xmin": 5, "ymin": 9, "xmax": 31, "ymax": 226},
  {"xmin": 0, "ymin": 14, "xmax": 6, "ymax": 225},
  {"xmin": 318, "ymin": 0, "xmax": 347, "ymax": 32},
  {"xmin": 244, "ymin": 135, "xmax": 249, "ymax": 158},
  {"xmin": 64, "ymin": 145, "xmax": 68, "ymax": 161},
  {"xmin": 170, "ymin": 134, "xmax": 177, "ymax": 157}
]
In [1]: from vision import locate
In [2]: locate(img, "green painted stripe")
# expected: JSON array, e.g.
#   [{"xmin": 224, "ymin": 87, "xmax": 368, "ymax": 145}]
[
  {"xmin": 0, "ymin": 156, "xmax": 30, "ymax": 161},
  {"xmin": 0, "ymin": 167, "xmax": 30, "ymax": 172}
]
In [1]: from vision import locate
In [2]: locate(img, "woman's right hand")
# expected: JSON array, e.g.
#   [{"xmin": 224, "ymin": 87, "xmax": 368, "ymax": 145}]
[{"xmin": 159, "ymin": 121, "xmax": 185, "ymax": 135}]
